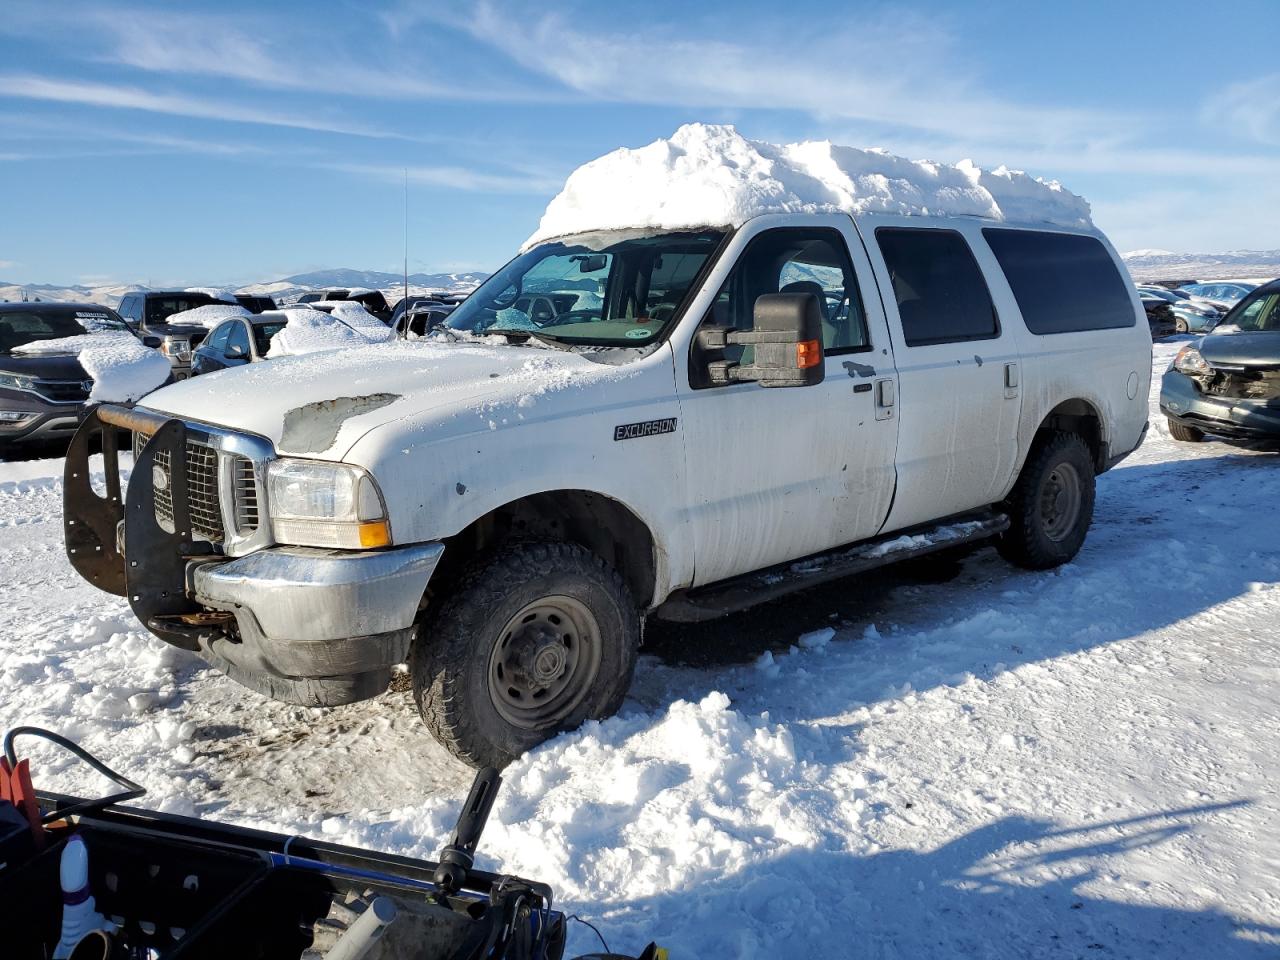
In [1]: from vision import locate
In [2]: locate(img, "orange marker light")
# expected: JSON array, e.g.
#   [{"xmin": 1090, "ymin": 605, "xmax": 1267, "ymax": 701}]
[
  {"xmin": 796, "ymin": 339, "xmax": 822, "ymax": 369},
  {"xmin": 357, "ymin": 520, "xmax": 393, "ymax": 549}
]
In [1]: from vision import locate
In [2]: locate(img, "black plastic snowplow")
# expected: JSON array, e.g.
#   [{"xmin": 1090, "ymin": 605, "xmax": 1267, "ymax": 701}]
[{"xmin": 1, "ymin": 728, "xmax": 571, "ymax": 960}]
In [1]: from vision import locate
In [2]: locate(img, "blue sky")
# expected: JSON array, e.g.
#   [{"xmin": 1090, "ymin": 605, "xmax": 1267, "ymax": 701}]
[{"xmin": 1, "ymin": 0, "xmax": 1277, "ymax": 287}]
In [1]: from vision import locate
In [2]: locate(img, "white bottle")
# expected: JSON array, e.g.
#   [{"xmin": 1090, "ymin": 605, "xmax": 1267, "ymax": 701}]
[{"xmin": 53, "ymin": 835, "xmax": 115, "ymax": 960}]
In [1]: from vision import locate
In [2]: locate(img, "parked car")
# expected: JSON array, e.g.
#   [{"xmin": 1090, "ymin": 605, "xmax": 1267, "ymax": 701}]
[
  {"xmin": 1137, "ymin": 285, "xmax": 1223, "ymax": 333},
  {"xmin": 293, "ymin": 289, "xmax": 392, "ymax": 323},
  {"xmin": 190, "ymin": 313, "xmax": 288, "ymax": 375},
  {"xmin": 116, "ymin": 290, "xmax": 228, "ymax": 380},
  {"xmin": 1179, "ymin": 281, "xmax": 1257, "ymax": 306},
  {"xmin": 234, "ymin": 294, "xmax": 277, "ymax": 314},
  {"xmin": 1139, "ymin": 293, "xmax": 1178, "ymax": 338},
  {"xmin": 65, "ymin": 205, "xmax": 1151, "ymax": 769},
  {"xmin": 391, "ymin": 297, "xmax": 457, "ymax": 337},
  {"xmin": 1160, "ymin": 279, "xmax": 1280, "ymax": 442},
  {"xmin": 0, "ymin": 303, "xmax": 159, "ymax": 448}
]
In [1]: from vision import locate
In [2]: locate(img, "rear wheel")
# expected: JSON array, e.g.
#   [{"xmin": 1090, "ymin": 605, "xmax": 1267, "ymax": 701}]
[
  {"xmin": 1175, "ymin": 318, "xmax": 1189, "ymax": 334},
  {"xmin": 412, "ymin": 541, "xmax": 638, "ymax": 768},
  {"xmin": 1167, "ymin": 417, "xmax": 1205, "ymax": 443},
  {"xmin": 997, "ymin": 431, "xmax": 1096, "ymax": 570}
]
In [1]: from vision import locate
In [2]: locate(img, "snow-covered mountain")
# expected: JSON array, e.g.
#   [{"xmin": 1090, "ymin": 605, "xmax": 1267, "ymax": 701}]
[
  {"xmin": 1122, "ymin": 249, "xmax": 1280, "ymax": 283},
  {"xmin": 0, "ymin": 269, "xmax": 488, "ymax": 309}
]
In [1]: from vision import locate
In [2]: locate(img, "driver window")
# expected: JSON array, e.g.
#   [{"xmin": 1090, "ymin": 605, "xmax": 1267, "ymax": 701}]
[{"xmin": 706, "ymin": 228, "xmax": 869, "ymax": 361}]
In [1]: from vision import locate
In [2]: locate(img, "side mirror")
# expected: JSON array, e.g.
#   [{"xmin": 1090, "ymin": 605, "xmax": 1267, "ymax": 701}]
[
  {"xmin": 225, "ymin": 344, "xmax": 248, "ymax": 360},
  {"xmin": 142, "ymin": 335, "xmax": 162, "ymax": 349},
  {"xmin": 696, "ymin": 292, "xmax": 825, "ymax": 387}
]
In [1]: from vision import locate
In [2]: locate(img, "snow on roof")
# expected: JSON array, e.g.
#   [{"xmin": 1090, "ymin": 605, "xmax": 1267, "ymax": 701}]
[
  {"xmin": 266, "ymin": 304, "xmax": 395, "ymax": 358},
  {"xmin": 185, "ymin": 286, "xmax": 238, "ymax": 303},
  {"xmin": 166, "ymin": 303, "xmax": 252, "ymax": 329},
  {"xmin": 525, "ymin": 123, "xmax": 1092, "ymax": 249},
  {"xmin": 13, "ymin": 331, "xmax": 169, "ymax": 402}
]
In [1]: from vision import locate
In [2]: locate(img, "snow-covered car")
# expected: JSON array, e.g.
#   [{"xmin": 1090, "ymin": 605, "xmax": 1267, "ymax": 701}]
[
  {"xmin": 0, "ymin": 302, "xmax": 168, "ymax": 448},
  {"xmin": 116, "ymin": 291, "xmax": 233, "ymax": 380},
  {"xmin": 63, "ymin": 125, "xmax": 1151, "ymax": 769},
  {"xmin": 1160, "ymin": 278, "xmax": 1280, "ymax": 441}
]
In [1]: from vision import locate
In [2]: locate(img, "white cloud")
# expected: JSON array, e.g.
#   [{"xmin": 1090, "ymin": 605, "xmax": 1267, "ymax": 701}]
[
  {"xmin": 1202, "ymin": 73, "xmax": 1280, "ymax": 145},
  {"xmin": 0, "ymin": 260, "xmax": 17, "ymax": 271},
  {"xmin": 0, "ymin": 74, "xmax": 405, "ymax": 139},
  {"xmin": 326, "ymin": 161, "xmax": 560, "ymax": 194}
]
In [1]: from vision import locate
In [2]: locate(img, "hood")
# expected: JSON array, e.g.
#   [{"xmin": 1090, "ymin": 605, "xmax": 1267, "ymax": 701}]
[
  {"xmin": 0, "ymin": 351, "xmax": 89, "ymax": 380},
  {"xmin": 138, "ymin": 340, "xmax": 613, "ymax": 458},
  {"xmin": 1199, "ymin": 330, "xmax": 1280, "ymax": 368}
]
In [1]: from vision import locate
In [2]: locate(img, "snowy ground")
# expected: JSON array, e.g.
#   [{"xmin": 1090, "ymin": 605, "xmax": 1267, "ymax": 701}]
[{"xmin": 2, "ymin": 339, "xmax": 1277, "ymax": 957}]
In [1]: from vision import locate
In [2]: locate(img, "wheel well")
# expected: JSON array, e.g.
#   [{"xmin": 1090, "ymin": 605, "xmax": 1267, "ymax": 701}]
[
  {"xmin": 1037, "ymin": 399, "xmax": 1105, "ymax": 473},
  {"xmin": 431, "ymin": 491, "xmax": 657, "ymax": 608}
]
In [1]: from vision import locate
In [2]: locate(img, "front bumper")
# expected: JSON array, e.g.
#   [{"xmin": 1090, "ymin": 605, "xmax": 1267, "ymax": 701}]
[
  {"xmin": 1160, "ymin": 368, "xmax": 1280, "ymax": 439},
  {"xmin": 0, "ymin": 392, "xmax": 87, "ymax": 445},
  {"xmin": 189, "ymin": 543, "xmax": 443, "ymax": 678}
]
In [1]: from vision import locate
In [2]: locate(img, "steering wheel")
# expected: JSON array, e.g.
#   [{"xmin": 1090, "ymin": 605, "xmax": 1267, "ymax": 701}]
[{"xmin": 537, "ymin": 309, "xmax": 600, "ymax": 328}]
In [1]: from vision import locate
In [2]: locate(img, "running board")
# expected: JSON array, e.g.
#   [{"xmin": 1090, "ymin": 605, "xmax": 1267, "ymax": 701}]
[{"xmin": 655, "ymin": 512, "xmax": 1010, "ymax": 623}]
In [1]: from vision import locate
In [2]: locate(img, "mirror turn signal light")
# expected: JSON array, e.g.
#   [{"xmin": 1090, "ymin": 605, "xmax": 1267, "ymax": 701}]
[{"xmin": 796, "ymin": 339, "xmax": 822, "ymax": 369}]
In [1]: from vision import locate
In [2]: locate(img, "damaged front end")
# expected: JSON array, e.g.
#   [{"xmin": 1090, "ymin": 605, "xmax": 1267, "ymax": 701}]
[
  {"xmin": 63, "ymin": 406, "xmax": 443, "ymax": 706},
  {"xmin": 1161, "ymin": 341, "xmax": 1280, "ymax": 440}
]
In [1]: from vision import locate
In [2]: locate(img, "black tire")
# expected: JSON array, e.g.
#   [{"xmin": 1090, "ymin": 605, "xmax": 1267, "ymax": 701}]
[
  {"xmin": 1166, "ymin": 417, "xmax": 1205, "ymax": 443},
  {"xmin": 412, "ymin": 541, "xmax": 638, "ymax": 768},
  {"xmin": 997, "ymin": 431, "xmax": 1096, "ymax": 571}
]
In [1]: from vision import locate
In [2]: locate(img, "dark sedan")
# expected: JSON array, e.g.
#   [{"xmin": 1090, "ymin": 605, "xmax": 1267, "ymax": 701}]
[
  {"xmin": 0, "ymin": 302, "xmax": 158, "ymax": 448},
  {"xmin": 1160, "ymin": 279, "xmax": 1280, "ymax": 441}
]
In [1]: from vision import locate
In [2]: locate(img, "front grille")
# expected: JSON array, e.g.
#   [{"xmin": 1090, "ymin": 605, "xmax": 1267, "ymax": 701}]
[
  {"xmin": 134, "ymin": 432, "xmax": 226, "ymax": 543},
  {"xmin": 1204, "ymin": 368, "xmax": 1280, "ymax": 402},
  {"xmin": 34, "ymin": 379, "xmax": 91, "ymax": 403}
]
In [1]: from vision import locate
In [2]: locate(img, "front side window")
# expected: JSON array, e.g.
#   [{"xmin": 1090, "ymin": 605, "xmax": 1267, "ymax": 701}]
[
  {"xmin": 444, "ymin": 230, "xmax": 724, "ymax": 347},
  {"xmin": 253, "ymin": 322, "xmax": 285, "ymax": 355},
  {"xmin": 983, "ymin": 229, "xmax": 1135, "ymax": 335},
  {"xmin": 876, "ymin": 228, "xmax": 998, "ymax": 346},
  {"xmin": 704, "ymin": 227, "xmax": 870, "ymax": 360},
  {"xmin": 204, "ymin": 322, "xmax": 233, "ymax": 352}
]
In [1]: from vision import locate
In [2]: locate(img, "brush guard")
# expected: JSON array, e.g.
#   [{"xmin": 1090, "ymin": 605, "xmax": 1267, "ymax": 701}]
[{"xmin": 64, "ymin": 405, "xmax": 218, "ymax": 651}]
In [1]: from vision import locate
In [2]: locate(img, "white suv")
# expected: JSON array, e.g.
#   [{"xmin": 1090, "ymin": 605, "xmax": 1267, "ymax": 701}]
[{"xmin": 65, "ymin": 210, "xmax": 1150, "ymax": 768}]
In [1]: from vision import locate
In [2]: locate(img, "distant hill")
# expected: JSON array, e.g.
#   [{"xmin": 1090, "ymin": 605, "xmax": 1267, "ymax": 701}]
[
  {"xmin": 0, "ymin": 268, "xmax": 488, "ymax": 309},
  {"xmin": 1122, "ymin": 249, "xmax": 1280, "ymax": 283}
]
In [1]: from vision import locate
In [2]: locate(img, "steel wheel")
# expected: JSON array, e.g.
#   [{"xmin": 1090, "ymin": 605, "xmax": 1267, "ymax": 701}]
[
  {"xmin": 1039, "ymin": 462, "xmax": 1083, "ymax": 543},
  {"xmin": 487, "ymin": 595, "xmax": 602, "ymax": 729}
]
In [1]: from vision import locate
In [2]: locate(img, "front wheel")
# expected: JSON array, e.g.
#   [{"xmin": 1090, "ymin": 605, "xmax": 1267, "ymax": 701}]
[
  {"xmin": 1175, "ymin": 318, "xmax": 1189, "ymax": 334},
  {"xmin": 412, "ymin": 541, "xmax": 638, "ymax": 768},
  {"xmin": 1166, "ymin": 418, "xmax": 1204, "ymax": 443},
  {"xmin": 997, "ymin": 431, "xmax": 1096, "ymax": 570}
]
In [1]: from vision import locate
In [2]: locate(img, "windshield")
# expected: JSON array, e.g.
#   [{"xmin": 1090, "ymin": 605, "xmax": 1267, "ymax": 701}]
[
  {"xmin": 0, "ymin": 307, "xmax": 128, "ymax": 352},
  {"xmin": 1219, "ymin": 286, "xmax": 1280, "ymax": 332},
  {"xmin": 146, "ymin": 296, "xmax": 218, "ymax": 326},
  {"xmin": 443, "ymin": 230, "xmax": 725, "ymax": 346}
]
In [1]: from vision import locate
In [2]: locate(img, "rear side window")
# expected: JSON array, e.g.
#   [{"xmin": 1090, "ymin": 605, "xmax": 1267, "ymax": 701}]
[
  {"xmin": 875, "ymin": 228, "xmax": 998, "ymax": 346},
  {"xmin": 983, "ymin": 229, "xmax": 1135, "ymax": 334}
]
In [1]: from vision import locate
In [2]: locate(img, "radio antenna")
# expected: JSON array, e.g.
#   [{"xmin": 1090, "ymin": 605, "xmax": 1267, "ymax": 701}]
[{"xmin": 402, "ymin": 168, "xmax": 410, "ymax": 340}]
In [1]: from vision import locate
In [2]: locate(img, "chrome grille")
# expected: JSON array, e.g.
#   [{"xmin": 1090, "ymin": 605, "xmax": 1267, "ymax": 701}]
[
  {"xmin": 134, "ymin": 432, "xmax": 226, "ymax": 543},
  {"xmin": 232, "ymin": 455, "xmax": 259, "ymax": 532}
]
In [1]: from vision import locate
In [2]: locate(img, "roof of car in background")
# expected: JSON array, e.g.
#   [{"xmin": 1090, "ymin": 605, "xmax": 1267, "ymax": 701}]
[{"xmin": 0, "ymin": 301, "xmax": 119, "ymax": 313}]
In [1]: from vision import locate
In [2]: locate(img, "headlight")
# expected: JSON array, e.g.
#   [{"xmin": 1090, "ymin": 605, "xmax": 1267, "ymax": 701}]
[
  {"xmin": 161, "ymin": 340, "xmax": 191, "ymax": 361},
  {"xmin": 1173, "ymin": 345, "xmax": 1211, "ymax": 376},
  {"xmin": 266, "ymin": 458, "xmax": 391, "ymax": 549},
  {"xmin": 0, "ymin": 371, "xmax": 36, "ymax": 391}
]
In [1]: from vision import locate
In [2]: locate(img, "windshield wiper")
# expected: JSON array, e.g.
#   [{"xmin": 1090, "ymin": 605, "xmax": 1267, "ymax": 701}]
[{"xmin": 485, "ymin": 329, "xmax": 574, "ymax": 351}]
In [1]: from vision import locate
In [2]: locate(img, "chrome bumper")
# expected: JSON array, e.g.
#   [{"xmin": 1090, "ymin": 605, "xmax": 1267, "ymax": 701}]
[{"xmin": 192, "ymin": 542, "xmax": 444, "ymax": 643}]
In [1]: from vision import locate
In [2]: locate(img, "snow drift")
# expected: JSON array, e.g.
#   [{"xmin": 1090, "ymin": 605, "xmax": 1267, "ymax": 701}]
[
  {"xmin": 166, "ymin": 304, "xmax": 251, "ymax": 329},
  {"xmin": 266, "ymin": 303, "xmax": 395, "ymax": 358},
  {"xmin": 13, "ymin": 332, "xmax": 170, "ymax": 402},
  {"xmin": 525, "ymin": 123, "xmax": 1092, "ymax": 248}
]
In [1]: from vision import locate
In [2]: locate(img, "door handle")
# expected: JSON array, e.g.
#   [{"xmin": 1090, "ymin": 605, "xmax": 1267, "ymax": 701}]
[
  {"xmin": 874, "ymin": 378, "xmax": 895, "ymax": 420},
  {"xmin": 1004, "ymin": 362, "xmax": 1019, "ymax": 399}
]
